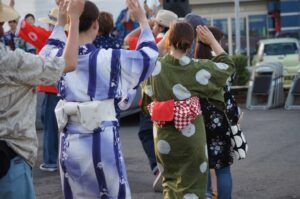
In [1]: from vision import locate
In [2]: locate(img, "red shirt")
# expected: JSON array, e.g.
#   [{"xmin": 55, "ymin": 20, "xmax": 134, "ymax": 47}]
[{"xmin": 127, "ymin": 36, "xmax": 161, "ymax": 50}]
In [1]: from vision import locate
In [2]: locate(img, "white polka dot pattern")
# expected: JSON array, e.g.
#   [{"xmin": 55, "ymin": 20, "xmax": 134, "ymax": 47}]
[
  {"xmin": 157, "ymin": 162, "xmax": 164, "ymax": 173},
  {"xmin": 215, "ymin": 62, "xmax": 229, "ymax": 70},
  {"xmin": 231, "ymin": 125, "xmax": 238, "ymax": 135},
  {"xmin": 234, "ymin": 136, "xmax": 243, "ymax": 147},
  {"xmin": 152, "ymin": 61, "xmax": 162, "ymax": 76},
  {"xmin": 157, "ymin": 140, "xmax": 171, "ymax": 154},
  {"xmin": 196, "ymin": 69, "xmax": 211, "ymax": 85},
  {"xmin": 199, "ymin": 162, "xmax": 207, "ymax": 173},
  {"xmin": 179, "ymin": 56, "xmax": 191, "ymax": 66},
  {"xmin": 181, "ymin": 123, "xmax": 196, "ymax": 137},
  {"xmin": 172, "ymin": 84, "xmax": 191, "ymax": 100},
  {"xmin": 183, "ymin": 193, "xmax": 198, "ymax": 199}
]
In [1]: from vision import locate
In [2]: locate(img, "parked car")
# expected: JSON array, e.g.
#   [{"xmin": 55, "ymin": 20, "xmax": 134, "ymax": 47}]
[{"xmin": 252, "ymin": 38, "xmax": 300, "ymax": 77}]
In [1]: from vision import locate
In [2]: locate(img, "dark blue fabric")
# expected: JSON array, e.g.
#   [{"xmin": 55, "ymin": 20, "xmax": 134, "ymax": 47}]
[
  {"xmin": 59, "ymin": 133, "xmax": 73, "ymax": 199},
  {"xmin": 134, "ymin": 50, "xmax": 150, "ymax": 89},
  {"xmin": 207, "ymin": 166, "xmax": 232, "ymax": 199},
  {"xmin": 79, "ymin": 43, "xmax": 97, "ymax": 55},
  {"xmin": 136, "ymin": 41, "xmax": 158, "ymax": 52},
  {"xmin": 108, "ymin": 49, "xmax": 121, "ymax": 98},
  {"xmin": 46, "ymin": 38, "xmax": 65, "ymax": 49},
  {"xmin": 138, "ymin": 112, "xmax": 157, "ymax": 173},
  {"xmin": 93, "ymin": 34, "xmax": 122, "ymax": 50},
  {"xmin": 88, "ymin": 49, "xmax": 100, "ymax": 98},
  {"xmin": 113, "ymin": 127, "xmax": 126, "ymax": 199},
  {"xmin": 41, "ymin": 93, "xmax": 60, "ymax": 166},
  {"xmin": 92, "ymin": 128, "xmax": 108, "ymax": 199}
]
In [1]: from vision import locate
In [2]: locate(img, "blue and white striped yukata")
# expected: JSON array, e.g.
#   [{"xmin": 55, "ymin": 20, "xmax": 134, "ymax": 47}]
[{"xmin": 44, "ymin": 26, "xmax": 158, "ymax": 199}]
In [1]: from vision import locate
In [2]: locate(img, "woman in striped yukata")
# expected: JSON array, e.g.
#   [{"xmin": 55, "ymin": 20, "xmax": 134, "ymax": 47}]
[{"xmin": 46, "ymin": 0, "xmax": 158, "ymax": 198}]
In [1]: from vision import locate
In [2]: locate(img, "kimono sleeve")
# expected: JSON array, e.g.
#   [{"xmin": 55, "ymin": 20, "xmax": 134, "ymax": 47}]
[
  {"xmin": 118, "ymin": 27, "xmax": 158, "ymax": 94},
  {"xmin": 95, "ymin": 27, "xmax": 158, "ymax": 98},
  {"xmin": 39, "ymin": 25, "xmax": 67, "ymax": 58}
]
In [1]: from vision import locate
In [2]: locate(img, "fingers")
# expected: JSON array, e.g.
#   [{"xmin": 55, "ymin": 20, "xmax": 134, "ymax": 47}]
[{"xmin": 127, "ymin": 0, "xmax": 139, "ymax": 9}]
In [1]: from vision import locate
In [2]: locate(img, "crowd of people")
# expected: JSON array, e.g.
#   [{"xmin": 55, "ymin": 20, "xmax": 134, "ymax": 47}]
[{"xmin": 0, "ymin": 0, "xmax": 245, "ymax": 199}]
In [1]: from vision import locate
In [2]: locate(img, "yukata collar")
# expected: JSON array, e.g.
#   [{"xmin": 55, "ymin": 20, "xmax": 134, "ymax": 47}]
[
  {"xmin": 78, "ymin": 43, "xmax": 97, "ymax": 55},
  {"xmin": 164, "ymin": 54, "xmax": 191, "ymax": 66}
]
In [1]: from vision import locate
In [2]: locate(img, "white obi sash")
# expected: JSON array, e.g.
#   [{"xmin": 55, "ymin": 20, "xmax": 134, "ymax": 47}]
[{"xmin": 55, "ymin": 99, "xmax": 117, "ymax": 133}]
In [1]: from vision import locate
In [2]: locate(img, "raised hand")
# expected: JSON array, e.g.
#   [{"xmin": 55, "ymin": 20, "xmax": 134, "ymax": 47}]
[
  {"xmin": 9, "ymin": 0, "xmax": 15, "ymax": 8},
  {"xmin": 67, "ymin": 0, "xmax": 85, "ymax": 20},
  {"xmin": 58, "ymin": 0, "xmax": 68, "ymax": 27},
  {"xmin": 55, "ymin": 0, "xmax": 61, "ymax": 6},
  {"xmin": 127, "ymin": 0, "xmax": 148, "ymax": 28},
  {"xmin": 196, "ymin": 25, "xmax": 216, "ymax": 46},
  {"xmin": 196, "ymin": 25, "xmax": 225, "ymax": 56}
]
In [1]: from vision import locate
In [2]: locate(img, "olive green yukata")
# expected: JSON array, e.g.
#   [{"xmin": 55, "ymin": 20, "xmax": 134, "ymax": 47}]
[{"xmin": 141, "ymin": 53, "xmax": 235, "ymax": 199}]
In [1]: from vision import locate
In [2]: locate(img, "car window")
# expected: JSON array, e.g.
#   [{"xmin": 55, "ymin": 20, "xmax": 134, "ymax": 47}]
[{"xmin": 264, "ymin": 42, "xmax": 298, "ymax": 56}]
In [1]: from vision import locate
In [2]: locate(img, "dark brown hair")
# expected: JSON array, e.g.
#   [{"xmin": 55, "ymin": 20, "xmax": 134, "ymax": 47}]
[
  {"xmin": 98, "ymin": 11, "xmax": 114, "ymax": 35},
  {"xmin": 79, "ymin": 1, "xmax": 99, "ymax": 33},
  {"xmin": 168, "ymin": 21, "xmax": 194, "ymax": 52},
  {"xmin": 194, "ymin": 26, "xmax": 224, "ymax": 59}
]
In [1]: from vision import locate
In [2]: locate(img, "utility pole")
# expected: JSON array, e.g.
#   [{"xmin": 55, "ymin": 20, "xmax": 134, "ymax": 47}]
[{"xmin": 234, "ymin": 0, "xmax": 241, "ymax": 54}]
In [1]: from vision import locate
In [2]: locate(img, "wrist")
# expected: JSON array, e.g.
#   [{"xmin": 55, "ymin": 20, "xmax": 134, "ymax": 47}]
[
  {"xmin": 139, "ymin": 19, "xmax": 149, "ymax": 28},
  {"xmin": 69, "ymin": 16, "xmax": 80, "ymax": 22}
]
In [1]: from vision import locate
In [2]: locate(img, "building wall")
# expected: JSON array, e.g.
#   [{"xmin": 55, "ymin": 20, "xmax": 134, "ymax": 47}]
[{"xmin": 191, "ymin": 0, "xmax": 268, "ymax": 18}]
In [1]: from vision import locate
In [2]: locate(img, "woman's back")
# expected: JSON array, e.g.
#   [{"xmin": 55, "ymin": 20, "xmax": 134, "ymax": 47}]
[{"xmin": 145, "ymin": 53, "xmax": 235, "ymax": 104}]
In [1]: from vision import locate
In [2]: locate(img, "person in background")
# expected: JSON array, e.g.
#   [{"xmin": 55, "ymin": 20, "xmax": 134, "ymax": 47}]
[
  {"xmin": 144, "ymin": 0, "xmax": 163, "ymax": 19},
  {"xmin": 37, "ymin": 7, "xmax": 61, "ymax": 172},
  {"xmin": 124, "ymin": 9, "xmax": 178, "ymax": 193},
  {"xmin": 194, "ymin": 26, "xmax": 239, "ymax": 199},
  {"xmin": 25, "ymin": 13, "xmax": 35, "ymax": 25},
  {"xmin": 141, "ymin": 22, "xmax": 235, "ymax": 198},
  {"xmin": 0, "ymin": 0, "xmax": 83, "ymax": 198},
  {"xmin": 115, "ymin": 6, "xmax": 139, "ymax": 43},
  {"xmin": 93, "ymin": 11, "xmax": 122, "ymax": 50},
  {"xmin": 184, "ymin": 12, "xmax": 207, "ymax": 57},
  {"xmin": 23, "ymin": 13, "xmax": 37, "ymax": 54}
]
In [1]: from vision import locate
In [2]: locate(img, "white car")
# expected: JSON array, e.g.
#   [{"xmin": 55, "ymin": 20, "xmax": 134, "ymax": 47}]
[{"xmin": 252, "ymin": 38, "xmax": 300, "ymax": 77}]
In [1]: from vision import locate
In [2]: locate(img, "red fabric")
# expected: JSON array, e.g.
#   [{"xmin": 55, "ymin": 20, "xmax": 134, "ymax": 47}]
[
  {"xmin": 18, "ymin": 20, "xmax": 57, "ymax": 93},
  {"xmin": 147, "ymin": 96, "xmax": 201, "ymax": 131},
  {"xmin": 37, "ymin": 86, "xmax": 58, "ymax": 93},
  {"xmin": 127, "ymin": 36, "xmax": 162, "ymax": 50},
  {"xmin": 150, "ymin": 99, "xmax": 174, "ymax": 122},
  {"xmin": 18, "ymin": 20, "xmax": 51, "ymax": 53}
]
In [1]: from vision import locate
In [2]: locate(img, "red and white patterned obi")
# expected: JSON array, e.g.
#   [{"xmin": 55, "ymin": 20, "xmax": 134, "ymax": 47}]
[{"xmin": 147, "ymin": 96, "xmax": 201, "ymax": 131}]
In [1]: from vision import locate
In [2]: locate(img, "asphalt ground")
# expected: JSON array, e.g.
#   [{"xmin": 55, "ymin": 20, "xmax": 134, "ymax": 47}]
[{"xmin": 33, "ymin": 107, "xmax": 300, "ymax": 199}]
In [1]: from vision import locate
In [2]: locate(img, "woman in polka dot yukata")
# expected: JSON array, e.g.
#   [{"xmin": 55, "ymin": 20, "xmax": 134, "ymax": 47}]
[{"xmin": 141, "ymin": 22, "xmax": 235, "ymax": 198}]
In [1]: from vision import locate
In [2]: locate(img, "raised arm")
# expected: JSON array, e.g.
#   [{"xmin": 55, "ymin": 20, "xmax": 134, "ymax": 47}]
[
  {"xmin": 61, "ymin": 0, "xmax": 83, "ymax": 72},
  {"xmin": 196, "ymin": 25, "xmax": 225, "ymax": 56},
  {"xmin": 92, "ymin": 0, "xmax": 158, "ymax": 98}
]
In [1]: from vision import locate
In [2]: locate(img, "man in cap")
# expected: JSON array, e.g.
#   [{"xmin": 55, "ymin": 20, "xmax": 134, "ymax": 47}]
[{"xmin": 0, "ymin": 0, "xmax": 83, "ymax": 198}]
